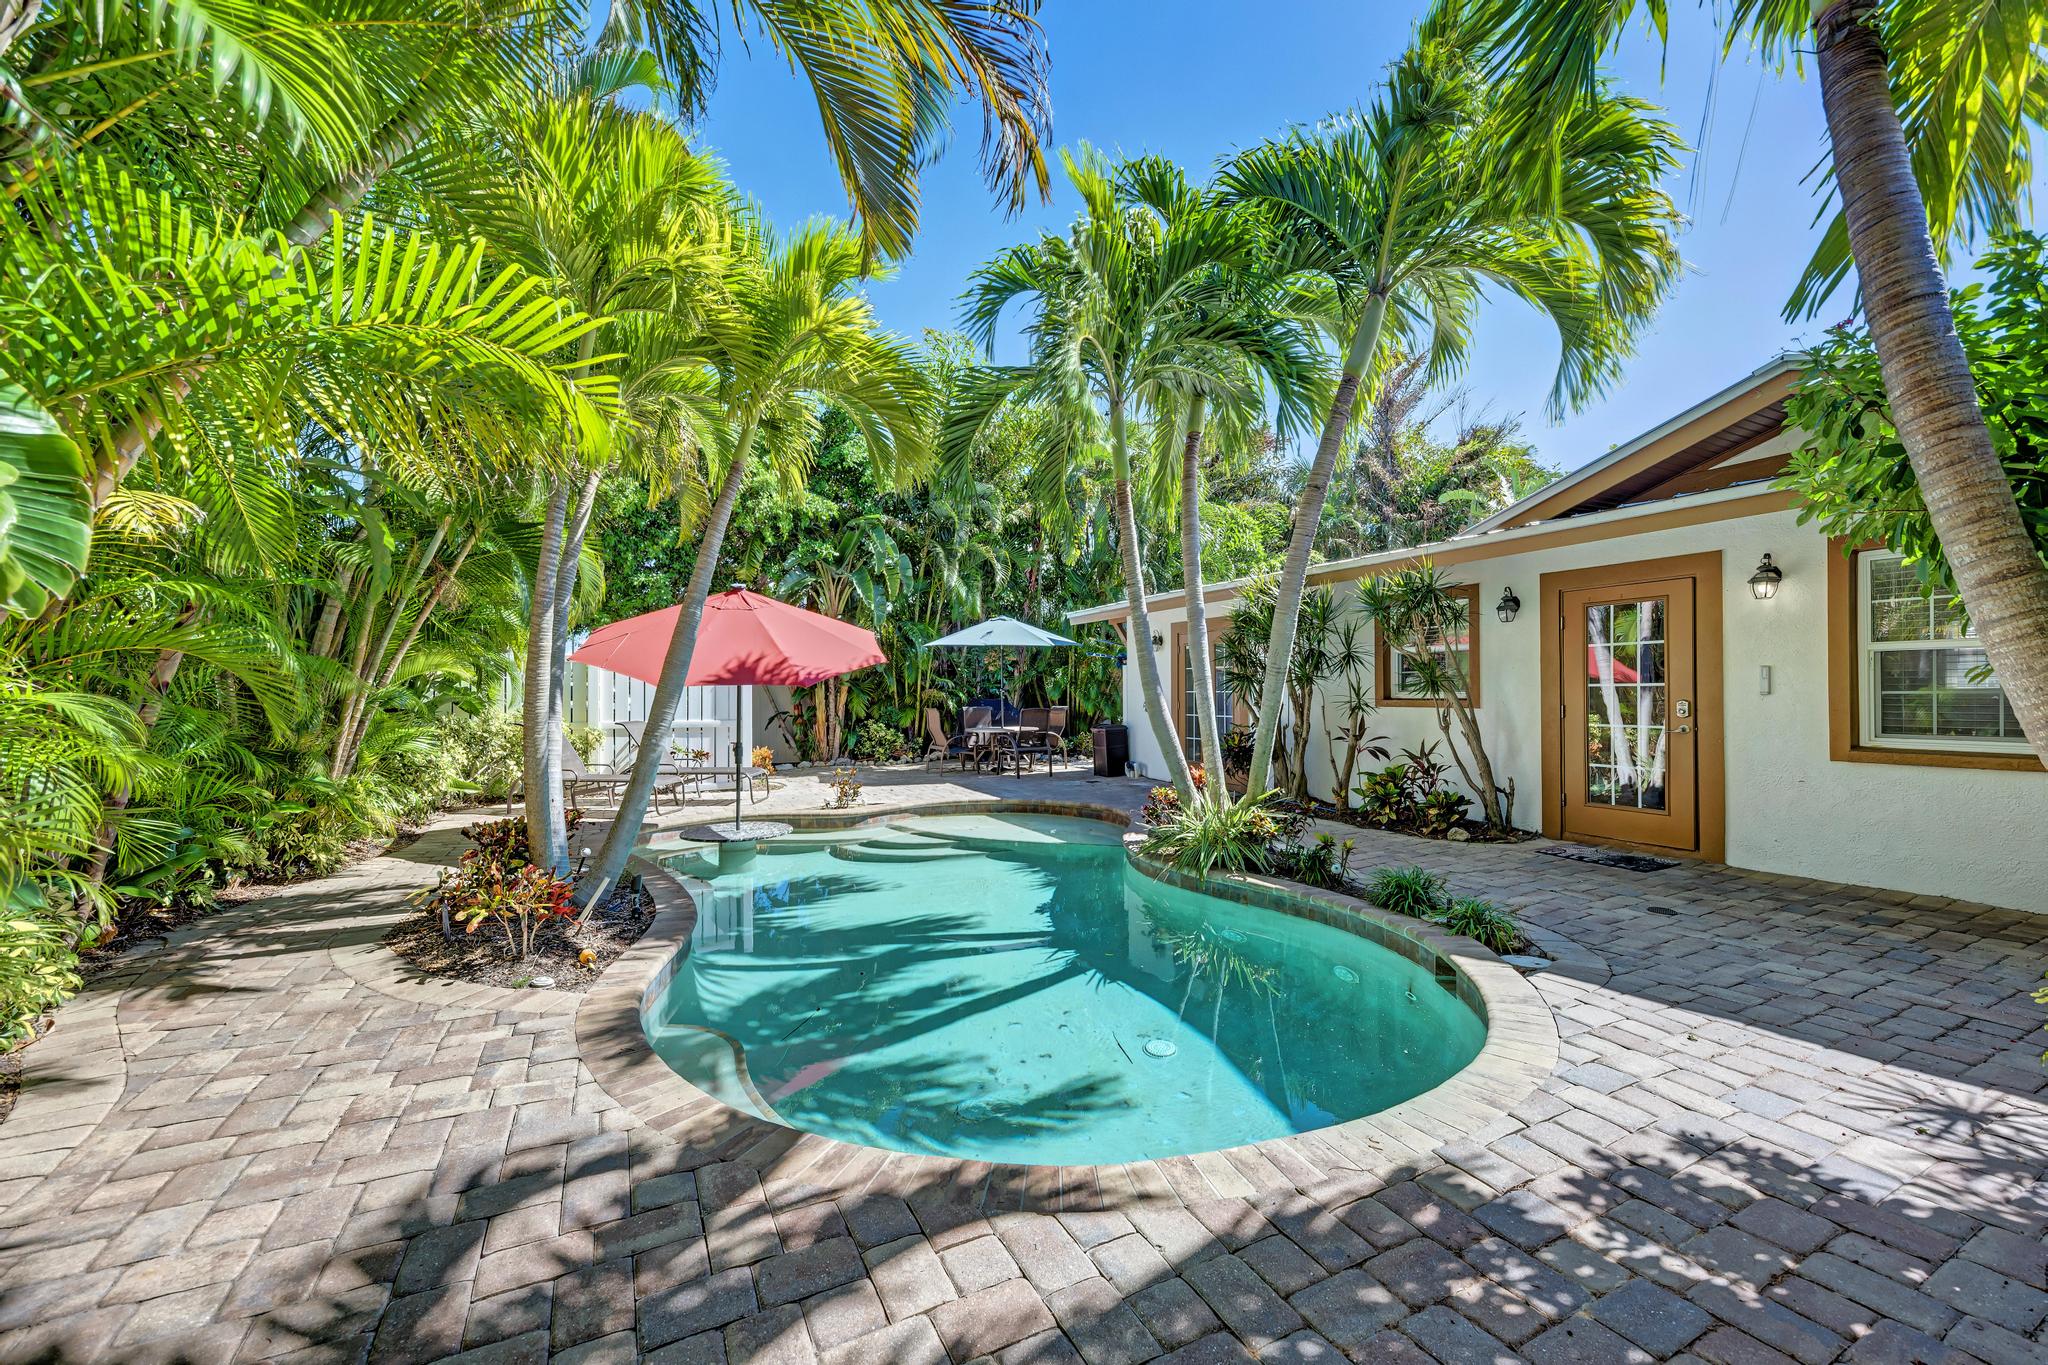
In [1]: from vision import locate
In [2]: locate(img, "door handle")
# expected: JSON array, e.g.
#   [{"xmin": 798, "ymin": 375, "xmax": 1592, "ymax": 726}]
[{"xmin": 1674, "ymin": 724, "xmax": 1691, "ymax": 734}]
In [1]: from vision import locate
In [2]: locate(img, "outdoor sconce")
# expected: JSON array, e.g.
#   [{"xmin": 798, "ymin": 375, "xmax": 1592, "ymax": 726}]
[
  {"xmin": 1748, "ymin": 554, "xmax": 1783, "ymax": 601},
  {"xmin": 1495, "ymin": 588, "xmax": 1521, "ymax": 623},
  {"xmin": 1150, "ymin": 631, "xmax": 1164, "ymax": 647}
]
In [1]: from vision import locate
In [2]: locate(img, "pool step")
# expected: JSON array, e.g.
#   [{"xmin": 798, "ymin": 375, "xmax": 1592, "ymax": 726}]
[
  {"xmin": 829, "ymin": 843, "xmax": 980, "ymax": 865},
  {"xmin": 890, "ymin": 814, "xmax": 1125, "ymax": 852}
]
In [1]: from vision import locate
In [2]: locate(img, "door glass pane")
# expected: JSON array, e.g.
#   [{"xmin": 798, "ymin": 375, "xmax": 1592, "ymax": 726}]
[
  {"xmin": 1585, "ymin": 600, "xmax": 1668, "ymax": 811},
  {"xmin": 1181, "ymin": 644, "xmax": 1230, "ymax": 760}
]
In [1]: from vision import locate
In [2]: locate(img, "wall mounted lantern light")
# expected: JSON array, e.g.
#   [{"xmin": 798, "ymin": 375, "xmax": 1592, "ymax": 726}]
[
  {"xmin": 1495, "ymin": 587, "xmax": 1521, "ymax": 623},
  {"xmin": 1748, "ymin": 554, "xmax": 1783, "ymax": 601}
]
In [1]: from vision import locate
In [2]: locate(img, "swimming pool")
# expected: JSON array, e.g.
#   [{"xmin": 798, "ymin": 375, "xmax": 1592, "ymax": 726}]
[{"xmin": 645, "ymin": 812, "xmax": 1486, "ymax": 1166}]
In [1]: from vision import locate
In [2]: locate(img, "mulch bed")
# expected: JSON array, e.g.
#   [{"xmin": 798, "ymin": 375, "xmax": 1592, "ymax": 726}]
[
  {"xmin": 381, "ymin": 883, "xmax": 655, "ymax": 993},
  {"xmin": 1299, "ymin": 799, "xmax": 1537, "ymax": 844}
]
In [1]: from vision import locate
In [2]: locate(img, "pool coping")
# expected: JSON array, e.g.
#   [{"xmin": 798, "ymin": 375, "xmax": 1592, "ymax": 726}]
[{"xmin": 573, "ymin": 800, "xmax": 1559, "ymax": 1215}]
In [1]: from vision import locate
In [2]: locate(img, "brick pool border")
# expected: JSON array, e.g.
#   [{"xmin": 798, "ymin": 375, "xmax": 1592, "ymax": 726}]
[{"xmin": 573, "ymin": 801, "xmax": 1559, "ymax": 1215}]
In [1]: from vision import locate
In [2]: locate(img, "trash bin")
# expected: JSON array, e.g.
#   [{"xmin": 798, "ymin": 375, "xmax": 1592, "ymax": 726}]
[{"xmin": 1091, "ymin": 724, "xmax": 1129, "ymax": 778}]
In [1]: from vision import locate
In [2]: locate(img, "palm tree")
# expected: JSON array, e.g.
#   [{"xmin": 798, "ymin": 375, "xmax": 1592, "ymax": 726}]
[
  {"xmin": 416, "ymin": 57, "xmax": 739, "ymax": 871},
  {"xmin": 1469, "ymin": 0, "xmax": 2048, "ymax": 763},
  {"xmin": 1220, "ymin": 5, "xmax": 1683, "ymax": 799},
  {"xmin": 1122, "ymin": 159, "xmax": 1327, "ymax": 808},
  {"xmin": 3, "ymin": 0, "xmax": 1050, "ymax": 623},
  {"xmin": 575, "ymin": 223, "xmax": 933, "ymax": 907},
  {"xmin": 949, "ymin": 149, "xmax": 1278, "ymax": 801}
]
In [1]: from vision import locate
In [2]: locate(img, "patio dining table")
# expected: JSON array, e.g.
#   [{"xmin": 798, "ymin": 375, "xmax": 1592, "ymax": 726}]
[{"xmin": 967, "ymin": 723, "xmax": 1032, "ymax": 774}]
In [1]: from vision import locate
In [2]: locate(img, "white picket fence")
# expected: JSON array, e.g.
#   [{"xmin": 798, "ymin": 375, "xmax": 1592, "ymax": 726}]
[{"xmin": 564, "ymin": 660, "xmax": 755, "ymax": 783}]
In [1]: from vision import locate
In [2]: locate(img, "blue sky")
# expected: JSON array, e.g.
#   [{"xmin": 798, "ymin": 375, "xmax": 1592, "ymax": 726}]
[{"xmin": 684, "ymin": 3, "xmax": 1860, "ymax": 473}]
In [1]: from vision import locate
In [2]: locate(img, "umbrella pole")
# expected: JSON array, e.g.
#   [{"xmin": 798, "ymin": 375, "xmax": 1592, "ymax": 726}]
[{"xmin": 733, "ymin": 684, "xmax": 742, "ymax": 831}]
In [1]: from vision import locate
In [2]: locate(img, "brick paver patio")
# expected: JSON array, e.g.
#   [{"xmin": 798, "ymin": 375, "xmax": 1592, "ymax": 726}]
[{"xmin": 2, "ymin": 771, "xmax": 2044, "ymax": 1364}]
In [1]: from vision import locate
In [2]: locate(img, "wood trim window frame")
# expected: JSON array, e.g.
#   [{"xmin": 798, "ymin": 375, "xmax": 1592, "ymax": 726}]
[
  {"xmin": 1826, "ymin": 539, "xmax": 2044, "ymax": 773},
  {"xmin": 1375, "ymin": 583, "xmax": 1482, "ymax": 708}
]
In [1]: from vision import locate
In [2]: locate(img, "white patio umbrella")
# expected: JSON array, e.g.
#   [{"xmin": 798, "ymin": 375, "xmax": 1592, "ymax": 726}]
[{"xmin": 924, "ymin": 616, "xmax": 1077, "ymax": 722}]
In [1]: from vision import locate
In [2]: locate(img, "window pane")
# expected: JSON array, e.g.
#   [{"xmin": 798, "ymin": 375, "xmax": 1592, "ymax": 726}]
[
  {"xmin": 1864, "ymin": 554, "xmax": 2022, "ymax": 748},
  {"xmin": 1584, "ymin": 600, "xmax": 1668, "ymax": 810}
]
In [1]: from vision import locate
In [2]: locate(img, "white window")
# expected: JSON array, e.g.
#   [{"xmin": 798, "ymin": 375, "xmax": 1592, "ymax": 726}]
[{"xmin": 1859, "ymin": 551, "xmax": 2026, "ymax": 751}]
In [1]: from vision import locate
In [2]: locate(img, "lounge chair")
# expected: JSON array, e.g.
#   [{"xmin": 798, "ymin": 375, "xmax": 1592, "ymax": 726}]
[
  {"xmin": 922, "ymin": 708, "xmax": 976, "ymax": 769},
  {"xmin": 560, "ymin": 745, "xmax": 682, "ymax": 814}
]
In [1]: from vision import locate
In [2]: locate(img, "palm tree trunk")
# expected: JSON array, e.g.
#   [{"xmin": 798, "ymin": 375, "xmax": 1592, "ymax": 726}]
[
  {"xmin": 279, "ymin": 110, "xmax": 432, "ymax": 248},
  {"xmin": 1177, "ymin": 397, "xmax": 1226, "ymax": 806},
  {"xmin": 541, "ymin": 467, "xmax": 604, "ymax": 859},
  {"xmin": 72, "ymin": 601, "xmax": 197, "ymax": 941},
  {"xmin": 1813, "ymin": 0, "xmax": 2048, "ymax": 762},
  {"xmin": 576, "ymin": 426, "xmax": 756, "ymax": 912},
  {"xmin": 522, "ymin": 482, "xmax": 572, "ymax": 872},
  {"xmin": 1109, "ymin": 404, "xmax": 1196, "ymax": 800},
  {"xmin": 377, "ymin": 526, "xmax": 481, "ymax": 690},
  {"xmin": 334, "ymin": 522, "xmax": 444, "ymax": 779},
  {"xmin": 1247, "ymin": 299, "xmax": 1385, "ymax": 795}
]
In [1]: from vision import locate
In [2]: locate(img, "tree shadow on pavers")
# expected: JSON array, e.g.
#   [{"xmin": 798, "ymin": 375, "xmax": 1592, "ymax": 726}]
[
  {"xmin": 1337, "ymin": 825, "xmax": 2048, "ymax": 1107},
  {"xmin": 1440, "ymin": 1126, "xmax": 2046, "ymax": 1354}
]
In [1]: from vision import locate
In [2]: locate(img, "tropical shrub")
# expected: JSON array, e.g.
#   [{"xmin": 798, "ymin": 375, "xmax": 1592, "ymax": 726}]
[
  {"xmin": 465, "ymin": 813, "xmax": 583, "ymax": 869},
  {"xmin": 751, "ymin": 746, "xmax": 776, "ymax": 775},
  {"xmin": 419, "ymin": 858, "xmax": 576, "ymax": 960},
  {"xmin": 1141, "ymin": 785, "xmax": 1182, "ymax": 826},
  {"xmin": 1354, "ymin": 743, "xmax": 1470, "ymax": 837},
  {"xmin": 1356, "ymin": 764, "xmax": 1413, "ymax": 828},
  {"xmin": 1433, "ymin": 896, "xmax": 1522, "ymax": 954},
  {"xmin": 1270, "ymin": 832, "xmax": 1353, "ymax": 891},
  {"xmin": 849, "ymin": 719, "xmax": 913, "ymax": 764},
  {"xmin": 1141, "ymin": 790, "xmax": 1284, "ymax": 877},
  {"xmin": 1367, "ymin": 866, "xmax": 1450, "ymax": 919},
  {"xmin": 827, "ymin": 767, "xmax": 864, "ymax": 808},
  {"xmin": 1415, "ymin": 789, "xmax": 1472, "ymax": 838},
  {"xmin": 1360, "ymin": 567, "xmax": 1509, "ymax": 829},
  {"xmin": 439, "ymin": 710, "xmax": 526, "ymax": 802},
  {"xmin": 0, "ymin": 887, "xmax": 79, "ymax": 1049}
]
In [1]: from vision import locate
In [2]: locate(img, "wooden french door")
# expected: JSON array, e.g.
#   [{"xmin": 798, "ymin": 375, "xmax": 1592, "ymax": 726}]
[{"xmin": 1559, "ymin": 576, "xmax": 1700, "ymax": 852}]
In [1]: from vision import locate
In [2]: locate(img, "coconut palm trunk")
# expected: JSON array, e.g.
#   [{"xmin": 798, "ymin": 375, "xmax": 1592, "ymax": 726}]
[
  {"xmin": 1177, "ymin": 396, "xmax": 1227, "ymax": 805},
  {"xmin": 1246, "ymin": 300, "xmax": 1385, "ymax": 795},
  {"xmin": 576, "ymin": 426, "xmax": 756, "ymax": 913},
  {"xmin": 1813, "ymin": 0, "xmax": 2048, "ymax": 761},
  {"xmin": 1109, "ymin": 404, "xmax": 1197, "ymax": 800}
]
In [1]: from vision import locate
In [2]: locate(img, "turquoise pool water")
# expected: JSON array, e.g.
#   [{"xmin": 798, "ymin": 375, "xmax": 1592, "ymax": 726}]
[{"xmin": 646, "ymin": 813, "xmax": 1485, "ymax": 1165}]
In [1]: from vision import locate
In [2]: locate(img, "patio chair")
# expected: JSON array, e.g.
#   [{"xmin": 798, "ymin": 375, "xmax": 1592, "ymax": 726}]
[
  {"xmin": 663, "ymin": 745, "xmax": 772, "ymax": 805},
  {"xmin": 1014, "ymin": 707, "xmax": 1053, "ymax": 774},
  {"xmin": 957, "ymin": 705, "xmax": 995, "ymax": 769},
  {"xmin": 560, "ymin": 744, "xmax": 684, "ymax": 815},
  {"xmin": 922, "ymin": 708, "xmax": 976, "ymax": 769}
]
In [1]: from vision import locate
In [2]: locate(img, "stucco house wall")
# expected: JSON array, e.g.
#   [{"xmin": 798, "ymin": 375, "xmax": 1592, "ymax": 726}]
[{"xmin": 1115, "ymin": 503, "xmax": 2047, "ymax": 913}]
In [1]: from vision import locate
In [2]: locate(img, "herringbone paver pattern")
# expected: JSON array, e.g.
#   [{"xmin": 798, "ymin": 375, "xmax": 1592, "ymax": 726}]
[{"xmin": 2, "ymin": 788, "xmax": 2044, "ymax": 1364}]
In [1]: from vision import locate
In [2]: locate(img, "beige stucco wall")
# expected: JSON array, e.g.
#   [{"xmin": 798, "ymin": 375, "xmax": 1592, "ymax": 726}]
[{"xmin": 1118, "ymin": 505, "xmax": 2048, "ymax": 913}]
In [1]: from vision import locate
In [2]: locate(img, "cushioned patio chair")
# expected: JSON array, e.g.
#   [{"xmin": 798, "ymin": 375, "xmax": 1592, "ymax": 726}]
[{"xmin": 923, "ymin": 708, "xmax": 976, "ymax": 769}]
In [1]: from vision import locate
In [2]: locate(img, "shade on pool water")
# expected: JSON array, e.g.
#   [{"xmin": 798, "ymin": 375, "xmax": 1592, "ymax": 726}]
[{"xmin": 646, "ymin": 813, "xmax": 1485, "ymax": 1166}]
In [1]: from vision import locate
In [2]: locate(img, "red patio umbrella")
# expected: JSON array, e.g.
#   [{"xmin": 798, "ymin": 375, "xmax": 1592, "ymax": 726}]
[{"xmin": 569, "ymin": 589, "xmax": 885, "ymax": 829}]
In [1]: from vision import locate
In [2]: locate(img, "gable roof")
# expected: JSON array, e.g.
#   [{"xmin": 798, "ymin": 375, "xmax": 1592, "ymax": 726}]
[
  {"xmin": 1064, "ymin": 354, "xmax": 1808, "ymax": 627},
  {"xmin": 1467, "ymin": 353, "xmax": 1802, "ymax": 534}
]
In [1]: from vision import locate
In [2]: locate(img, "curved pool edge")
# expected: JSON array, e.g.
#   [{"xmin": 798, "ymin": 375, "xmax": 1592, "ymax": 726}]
[{"xmin": 573, "ymin": 798, "xmax": 1560, "ymax": 1214}]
